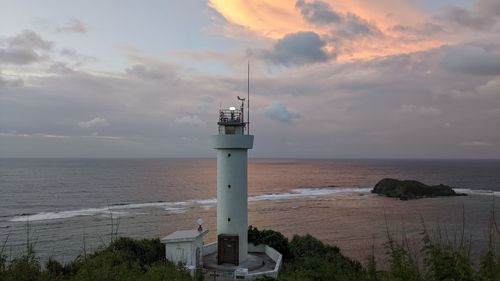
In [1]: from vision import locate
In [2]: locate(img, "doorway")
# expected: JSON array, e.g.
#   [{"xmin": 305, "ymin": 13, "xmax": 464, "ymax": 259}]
[{"xmin": 217, "ymin": 234, "xmax": 239, "ymax": 265}]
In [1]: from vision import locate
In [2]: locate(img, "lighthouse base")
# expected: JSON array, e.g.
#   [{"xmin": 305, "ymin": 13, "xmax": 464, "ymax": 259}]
[
  {"xmin": 202, "ymin": 242, "xmax": 282, "ymax": 279},
  {"xmin": 205, "ymin": 252, "xmax": 268, "ymax": 272}
]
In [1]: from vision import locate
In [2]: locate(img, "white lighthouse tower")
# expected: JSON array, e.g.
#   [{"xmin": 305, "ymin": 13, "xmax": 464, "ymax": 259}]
[
  {"xmin": 163, "ymin": 69, "xmax": 283, "ymax": 278},
  {"xmin": 211, "ymin": 97, "xmax": 253, "ymax": 265}
]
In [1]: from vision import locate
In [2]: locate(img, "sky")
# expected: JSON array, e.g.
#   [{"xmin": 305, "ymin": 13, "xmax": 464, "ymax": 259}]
[{"xmin": 0, "ymin": 0, "xmax": 499, "ymax": 159}]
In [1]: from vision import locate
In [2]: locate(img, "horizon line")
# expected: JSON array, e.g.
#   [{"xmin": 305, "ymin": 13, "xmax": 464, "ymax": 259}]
[{"xmin": 1, "ymin": 157, "xmax": 499, "ymax": 161}]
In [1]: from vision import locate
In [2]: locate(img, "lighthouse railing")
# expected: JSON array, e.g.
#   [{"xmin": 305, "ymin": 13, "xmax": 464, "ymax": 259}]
[
  {"xmin": 218, "ymin": 109, "xmax": 244, "ymax": 125},
  {"xmin": 202, "ymin": 241, "xmax": 217, "ymax": 255}
]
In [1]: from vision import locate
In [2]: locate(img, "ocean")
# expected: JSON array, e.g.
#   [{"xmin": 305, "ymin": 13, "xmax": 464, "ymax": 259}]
[{"xmin": 0, "ymin": 158, "xmax": 499, "ymax": 263}]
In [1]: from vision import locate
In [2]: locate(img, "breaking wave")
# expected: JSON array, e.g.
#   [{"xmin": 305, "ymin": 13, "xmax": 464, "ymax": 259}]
[
  {"xmin": 8, "ymin": 187, "xmax": 497, "ymax": 222},
  {"xmin": 455, "ymin": 188, "xmax": 500, "ymax": 197},
  {"xmin": 9, "ymin": 187, "xmax": 370, "ymax": 222},
  {"xmin": 9, "ymin": 202, "xmax": 190, "ymax": 222},
  {"xmin": 249, "ymin": 187, "xmax": 371, "ymax": 201}
]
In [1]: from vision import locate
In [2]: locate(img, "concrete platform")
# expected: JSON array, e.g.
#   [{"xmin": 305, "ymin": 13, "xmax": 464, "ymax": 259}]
[{"xmin": 203, "ymin": 252, "xmax": 276, "ymax": 273}]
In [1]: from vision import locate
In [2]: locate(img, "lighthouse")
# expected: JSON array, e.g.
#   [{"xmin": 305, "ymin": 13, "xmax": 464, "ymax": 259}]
[
  {"xmin": 162, "ymin": 71, "xmax": 282, "ymax": 278},
  {"xmin": 211, "ymin": 97, "xmax": 253, "ymax": 265}
]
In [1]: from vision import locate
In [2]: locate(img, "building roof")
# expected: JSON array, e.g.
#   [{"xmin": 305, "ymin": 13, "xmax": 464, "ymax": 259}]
[{"xmin": 161, "ymin": 229, "xmax": 208, "ymax": 243}]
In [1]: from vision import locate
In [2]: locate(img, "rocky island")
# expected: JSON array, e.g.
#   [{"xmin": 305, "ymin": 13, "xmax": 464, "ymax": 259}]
[{"xmin": 372, "ymin": 178, "xmax": 467, "ymax": 200}]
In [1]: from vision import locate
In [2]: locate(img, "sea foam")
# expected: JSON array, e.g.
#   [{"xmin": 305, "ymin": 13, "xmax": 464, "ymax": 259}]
[
  {"xmin": 455, "ymin": 188, "xmax": 500, "ymax": 197},
  {"xmin": 9, "ymin": 187, "xmax": 497, "ymax": 222},
  {"xmin": 9, "ymin": 201, "xmax": 191, "ymax": 222}
]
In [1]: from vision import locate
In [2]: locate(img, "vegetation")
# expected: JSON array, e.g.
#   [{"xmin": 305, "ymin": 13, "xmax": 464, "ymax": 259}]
[
  {"xmin": 265, "ymin": 223, "xmax": 500, "ymax": 281},
  {"xmin": 249, "ymin": 225, "xmax": 365, "ymax": 280},
  {"xmin": 372, "ymin": 178, "xmax": 467, "ymax": 200},
  {"xmin": 248, "ymin": 226, "xmax": 291, "ymax": 259},
  {"xmin": 1, "ymin": 222, "xmax": 499, "ymax": 280},
  {"xmin": 278, "ymin": 234, "xmax": 365, "ymax": 281},
  {"xmin": 0, "ymin": 237, "xmax": 192, "ymax": 281}
]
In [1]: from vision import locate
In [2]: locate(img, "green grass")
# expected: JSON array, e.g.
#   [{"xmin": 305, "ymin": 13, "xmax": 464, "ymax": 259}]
[
  {"xmin": 0, "ymin": 237, "xmax": 193, "ymax": 281},
  {"xmin": 1, "ymin": 224, "xmax": 499, "ymax": 281}
]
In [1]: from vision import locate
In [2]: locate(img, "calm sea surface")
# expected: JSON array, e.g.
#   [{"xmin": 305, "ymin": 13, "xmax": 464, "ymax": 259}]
[{"xmin": 0, "ymin": 158, "xmax": 499, "ymax": 263}]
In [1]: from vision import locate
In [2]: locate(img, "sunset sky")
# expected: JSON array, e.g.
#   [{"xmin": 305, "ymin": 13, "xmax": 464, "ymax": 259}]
[{"xmin": 1, "ymin": 0, "xmax": 499, "ymax": 158}]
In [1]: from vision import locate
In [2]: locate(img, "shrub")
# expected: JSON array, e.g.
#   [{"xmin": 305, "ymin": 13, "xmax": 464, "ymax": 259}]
[
  {"xmin": 422, "ymin": 232, "xmax": 475, "ymax": 281},
  {"xmin": 4, "ymin": 253, "xmax": 41, "ymax": 281},
  {"xmin": 140, "ymin": 261, "xmax": 192, "ymax": 281},
  {"xmin": 0, "ymin": 254, "xmax": 5, "ymax": 274},
  {"xmin": 384, "ymin": 234, "xmax": 422, "ymax": 281},
  {"xmin": 477, "ymin": 249, "xmax": 500, "ymax": 281},
  {"xmin": 45, "ymin": 258, "xmax": 66, "ymax": 280},
  {"xmin": 248, "ymin": 226, "xmax": 291, "ymax": 259},
  {"xmin": 108, "ymin": 237, "xmax": 164, "ymax": 269},
  {"xmin": 366, "ymin": 254, "xmax": 378, "ymax": 281},
  {"xmin": 283, "ymin": 234, "xmax": 365, "ymax": 281},
  {"xmin": 0, "ymin": 225, "xmax": 498, "ymax": 281}
]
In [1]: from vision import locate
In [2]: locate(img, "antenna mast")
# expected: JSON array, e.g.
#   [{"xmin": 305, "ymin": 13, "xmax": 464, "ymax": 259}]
[{"xmin": 247, "ymin": 61, "xmax": 250, "ymax": 135}]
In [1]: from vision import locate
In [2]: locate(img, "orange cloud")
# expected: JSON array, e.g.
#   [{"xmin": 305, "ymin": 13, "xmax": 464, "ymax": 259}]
[
  {"xmin": 209, "ymin": 0, "xmax": 306, "ymax": 39},
  {"xmin": 209, "ymin": 0, "xmax": 449, "ymax": 61}
]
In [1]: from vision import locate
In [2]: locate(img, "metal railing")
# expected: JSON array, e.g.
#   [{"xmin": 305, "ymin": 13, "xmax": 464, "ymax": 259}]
[
  {"xmin": 218, "ymin": 109, "xmax": 244, "ymax": 125},
  {"xmin": 203, "ymin": 269, "xmax": 237, "ymax": 281}
]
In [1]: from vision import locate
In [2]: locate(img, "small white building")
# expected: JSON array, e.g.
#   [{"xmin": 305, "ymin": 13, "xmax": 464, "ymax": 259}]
[{"xmin": 161, "ymin": 229, "xmax": 208, "ymax": 272}]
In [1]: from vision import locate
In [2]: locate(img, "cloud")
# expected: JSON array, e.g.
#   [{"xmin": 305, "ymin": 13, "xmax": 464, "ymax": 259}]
[
  {"xmin": 49, "ymin": 62, "xmax": 76, "ymax": 74},
  {"xmin": 0, "ymin": 132, "xmax": 139, "ymax": 144},
  {"xmin": 81, "ymin": 135, "xmax": 138, "ymax": 144},
  {"xmin": 296, "ymin": 0, "xmax": 342, "ymax": 24},
  {"xmin": 123, "ymin": 54, "xmax": 180, "ymax": 82},
  {"xmin": 0, "ymin": 70, "xmax": 23, "ymax": 87},
  {"xmin": 2, "ymin": 41, "xmax": 500, "ymax": 158},
  {"xmin": 390, "ymin": 22, "xmax": 444, "ymax": 37},
  {"xmin": 264, "ymin": 101, "xmax": 301, "ymax": 122},
  {"xmin": 125, "ymin": 64, "xmax": 170, "ymax": 80},
  {"xmin": 174, "ymin": 115, "xmax": 205, "ymax": 126},
  {"xmin": 208, "ymin": 0, "xmax": 306, "ymax": 40},
  {"xmin": 59, "ymin": 48, "xmax": 96, "ymax": 62},
  {"xmin": 0, "ymin": 30, "xmax": 53, "ymax": 64},
  {"xmin": 442, "ymin": 6, "xmax": 497, "ymax": 30},
  {"xmin": 476, "ymin": 77, "xmax": 500, "ymax": 95},
  {"xmin": 180, "ymin": 136, "xmax": 199, "ymax": 143},
  {"xmin": 459, "ymin": 141, "xmax": 492, "ymax": 147},
  {"xmin": 60, "ymin": 48, "xmax": 79, "ymax": 57},
  {"xmin": 210, "ymin": 0, "xmax": 434, "ymax": 61},
  {"xmin": 262, "ymin": 31, "xmax": 331, "ymax": 66},
  {"xmin": 441, "ymin": 45, "xmax": 500, "ymax": 75},
  {"xmin": 7, "ymin": 30, "xmax": 53, "ymax": 50},
  {"xmin": 477, "ymin": 0, "xmax": 500, "ymax": 18},
  {"xmin": 399, "ymin": 104, "xmax": 441, "ymax": 116},
  {"xmin": 56, "ymin": 18, "xmax": 86, "ymax": 33},
  {"xmin": 296, "ymin": 0, "xmax": 380, "ymax": 38},
  {"xmin": 0, "ymin": 132, "xmax": 69, "ymax": 139},
  {"xmin": 0, "ymin": 76, "xmax": 23, "ymax": 87},
  {"xmin": 338, "ymin": 13, "xmax": 380, "ymax": 38},
  {"xmin": 78, "ymin": 117, "xmax": 109, "ymax": 128}
]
